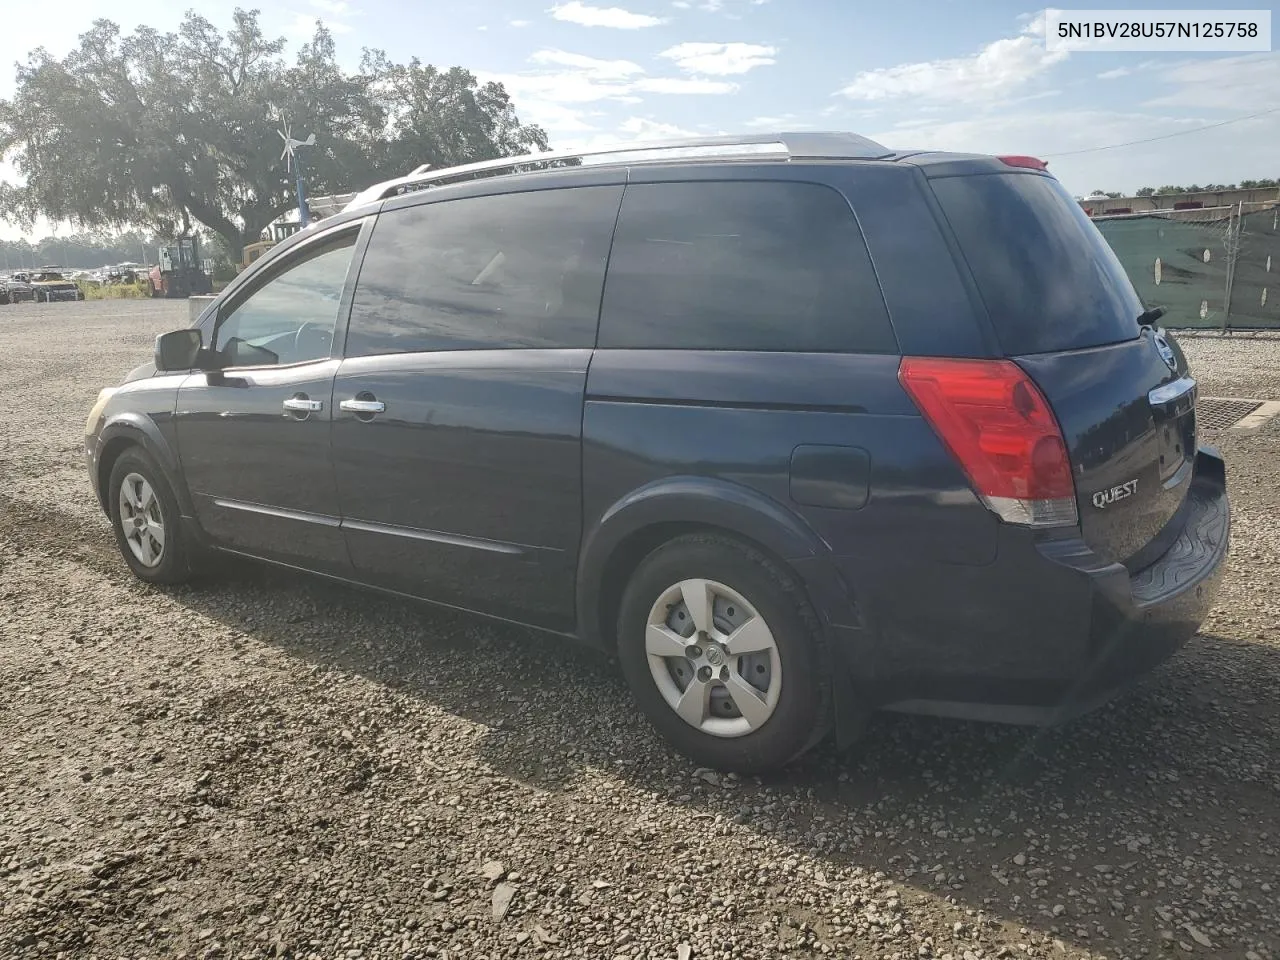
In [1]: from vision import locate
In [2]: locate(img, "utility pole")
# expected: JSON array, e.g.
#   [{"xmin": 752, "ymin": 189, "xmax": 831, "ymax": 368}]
[
  {"xmin": 295, "ymin": 148, "xmax": 310, "ymax": 228},
  {"xmin": 1221, "ymin": 201, "xmax": 1243, "ymax": 332}
]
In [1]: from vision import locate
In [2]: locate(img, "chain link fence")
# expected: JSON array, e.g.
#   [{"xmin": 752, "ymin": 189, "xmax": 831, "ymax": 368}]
[{"xmin": 1094, "ymin": 201, "xmax": 1280, "ymax": 330}]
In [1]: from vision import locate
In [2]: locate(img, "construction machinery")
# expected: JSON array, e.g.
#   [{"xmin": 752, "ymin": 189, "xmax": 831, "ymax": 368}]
[
  {"xmin": 148, "ymin": 237, "xmax": 213, "ymax": 298},
  {"xmin": 238, "ymin": 222, "xmax": 305, "ymax": 273}
]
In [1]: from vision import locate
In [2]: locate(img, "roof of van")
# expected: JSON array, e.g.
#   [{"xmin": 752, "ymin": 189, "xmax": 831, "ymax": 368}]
[{"xmin": 341, "ymin": 132, "xmax": 1046, "ymax": 214}]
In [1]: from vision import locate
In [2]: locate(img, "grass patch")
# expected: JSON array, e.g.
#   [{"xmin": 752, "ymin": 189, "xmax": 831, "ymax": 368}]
[{"xmin": 77, "ymin": 280, "xmax": 151, "ymax": 300}]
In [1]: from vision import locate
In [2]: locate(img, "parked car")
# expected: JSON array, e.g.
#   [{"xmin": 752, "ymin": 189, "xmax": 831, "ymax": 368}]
[
  {"xmin": 84, "ymin": 132, "xmax": 1229, "ymax": 773},
  {"xmin": 28, "ymin": 267, "xmax": 84, "ymax": 302},
  {"xmin": 5, "ymin": 272, "xmax": 36, "ymax": 303}
]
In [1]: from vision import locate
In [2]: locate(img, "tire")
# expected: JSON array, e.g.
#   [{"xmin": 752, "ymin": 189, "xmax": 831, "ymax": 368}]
[
  {"xmin": 617, "ymin": 533, "xmax": 833, "ymax": 773},
  {"xmin": 107, "ymin": 448, "xmax": 194, "ymax": 585}
]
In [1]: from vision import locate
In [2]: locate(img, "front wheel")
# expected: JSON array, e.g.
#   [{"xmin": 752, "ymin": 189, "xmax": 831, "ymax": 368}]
[
  {"xmin": 107, "ymin": 449, "xmax": 194, "ymax": 584},
  {"xmin": 617, "ymin": 534, "xmax": 833, "ymax": 773}
]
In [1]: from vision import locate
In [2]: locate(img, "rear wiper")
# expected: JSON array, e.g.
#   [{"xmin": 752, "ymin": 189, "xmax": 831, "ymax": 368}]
[{"xmin": 1137, "ymin": 306, "xmax": 1166, "ymax": 329}]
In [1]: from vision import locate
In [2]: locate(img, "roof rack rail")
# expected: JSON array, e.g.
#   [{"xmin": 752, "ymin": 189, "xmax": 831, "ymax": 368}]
[{"xmin": 343, "ymin": 131, "xmax": 891, "ymax": 212}]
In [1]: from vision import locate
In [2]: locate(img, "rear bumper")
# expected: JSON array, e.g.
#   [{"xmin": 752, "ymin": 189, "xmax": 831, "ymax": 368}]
[{"xmin": 876, "ymin": 447, "xmax": 1230, "ymax": 724}]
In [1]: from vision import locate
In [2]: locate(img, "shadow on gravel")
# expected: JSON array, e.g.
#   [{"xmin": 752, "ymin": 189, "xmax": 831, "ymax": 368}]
[
  {"xmin": 15, "ymin": 495, "xmax": 1279, "ymax": 956},
  {"xmin": 155, "ymin": 554, "xmax": 1280, "ymax": 959}
]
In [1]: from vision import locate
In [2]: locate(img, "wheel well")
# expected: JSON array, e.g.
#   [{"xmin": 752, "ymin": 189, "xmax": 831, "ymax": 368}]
[
  {"xmin": 594, "ymin": 522, "xmax": 803, "ymax": 650},
  {"xmin": 97, "ymin": 437, "xmax": 141, "ymax": 512}
]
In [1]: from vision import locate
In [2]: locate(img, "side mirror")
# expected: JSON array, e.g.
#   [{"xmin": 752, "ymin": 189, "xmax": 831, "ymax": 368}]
[{"xmin": 155, "ymin": 328, "xmax": 203, "ymax": 372}]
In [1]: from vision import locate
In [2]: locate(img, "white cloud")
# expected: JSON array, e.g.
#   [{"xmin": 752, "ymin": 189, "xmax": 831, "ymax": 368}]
[
  {"xmin": 491, "ymin": 69, "xmax": 632, "ymax": 106},
  {"xmin": 509, "ymin": 18, "xmax": 531, "ymax": 26},
  {"xmin": 867, "ymin": 106, "xmax": 1280, "ymax": 196},
  {"xmin": 633, "ymin": 76, "xmax": 738, "ymax": 94},
  {"xmin": 659, "ymin": 41, "xmax": 776, "ymax": 75},
  {"xmin": 1097, "ymin": 59, "xmax": 1160, "ymax": 81},
  {"xmin": 529, "ymin": 49, "xmax": 645, "ymax": 80},
  {"xmin": 487, "ymin": 44, "xmax": 738, "ymax": 135},
  {"xmin": 549, "ymin": 1, "xmax": 665, "ymax": 28},
  {"xmin": 837, "ymin": 15, "xmax": 1066, "ymax": 103},
  {"xmin": 556, "ymin": 116, "xmax": 705, "ymax": 152},
  {"xmin": 290, "ymin": 0, "xmax": 357, "ymax": 36},
  {"xmin": 287, "ymin": 12, "xmax": 352, "ymax": 37},
  {"xmin": 1145, "ymin": 53, "xmax": 1280, "ymax": 109},
  {"xmin": 619, "ymin": 117, "xmax": 702, "ymax": 138},
  {"xmin": 675, "ymin": 0, "xmax": 768, "ymax": 10},
  {"xmin": 308, "ymin": 0, "xmax": 352, "ymax": 14},
  {"xmin": 743, "ymin": 113, "xmax": 810, "ymax": 129},
  {"xmin": 525, "ymin": 102, "xmax": 603, "ymax": 133}
]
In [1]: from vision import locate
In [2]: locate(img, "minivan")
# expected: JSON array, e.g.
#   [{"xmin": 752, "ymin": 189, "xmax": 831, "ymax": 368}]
[{"xmin": 85, "ymin": 132, "xmax": 1230, "ymax": 773}]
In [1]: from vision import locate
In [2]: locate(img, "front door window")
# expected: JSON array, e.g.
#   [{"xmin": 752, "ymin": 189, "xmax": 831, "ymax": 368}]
[{"xmin": 215, "ymin": 236, "xmax": 356, "ymax": 367}]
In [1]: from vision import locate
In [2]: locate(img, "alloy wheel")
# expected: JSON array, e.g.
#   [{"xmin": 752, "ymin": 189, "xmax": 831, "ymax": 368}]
[{"xmin": 118, "ymin": 472, "xmax": 166, "ymax": 567}]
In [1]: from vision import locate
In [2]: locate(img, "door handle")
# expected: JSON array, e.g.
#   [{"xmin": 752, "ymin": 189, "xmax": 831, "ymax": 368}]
[
  {"xmin": 283, "ymin": 397, "xmax": 324, "ymax": 412},
  {"xmin": 339, "ymin": 398, "xmax": 386, "ymax": 414}
]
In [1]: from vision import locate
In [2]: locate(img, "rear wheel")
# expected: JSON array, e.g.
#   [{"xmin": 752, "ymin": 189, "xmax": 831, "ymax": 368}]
[
  {"xmin": 617, "ymin": 534, "xmax": 833, "ymax": 773},
  {"xmin": 107, "ymin": 449, "xmax": 194, "ymax": 585}
]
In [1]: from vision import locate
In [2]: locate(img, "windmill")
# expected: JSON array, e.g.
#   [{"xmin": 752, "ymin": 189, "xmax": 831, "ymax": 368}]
[{"xmin": 278, "ymin": 119, "xmax": 316, "ymax": 227}]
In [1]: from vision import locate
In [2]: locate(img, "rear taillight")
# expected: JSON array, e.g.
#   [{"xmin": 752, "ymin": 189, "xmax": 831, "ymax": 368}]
[{"xmin": 899, "ymin": 357, "xmax": 1077, "ymax": 528}]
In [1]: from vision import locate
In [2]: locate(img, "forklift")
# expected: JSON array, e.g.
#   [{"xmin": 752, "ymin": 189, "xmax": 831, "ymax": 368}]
[{"xmin": 148, "ymin": 236, "xmax": 214, "ymax": 298}]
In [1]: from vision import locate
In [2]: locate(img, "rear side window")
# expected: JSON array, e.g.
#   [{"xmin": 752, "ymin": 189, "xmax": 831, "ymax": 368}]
[
  {"xmin": 931, "ymin": 173, "xmax": 1143, "ymax": 356},
  {"xmin": 598, "ymin": 181, "xmax": 896, "ymax": 353},
  {"xmin": 346, "ymin": 185, "xmax": 622, "ymax": 356}
]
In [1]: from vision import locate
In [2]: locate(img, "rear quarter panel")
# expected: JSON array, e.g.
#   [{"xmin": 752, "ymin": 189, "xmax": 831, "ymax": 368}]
[{"xmin": 582, "ymin": 350, "xmax": 1001, "ymax": 682}]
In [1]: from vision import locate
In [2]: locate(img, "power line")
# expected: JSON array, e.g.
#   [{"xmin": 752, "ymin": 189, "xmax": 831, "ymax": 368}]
[{"xmin": 1042, "ymin": 105, "xmax": 1280, "ymax": 158}]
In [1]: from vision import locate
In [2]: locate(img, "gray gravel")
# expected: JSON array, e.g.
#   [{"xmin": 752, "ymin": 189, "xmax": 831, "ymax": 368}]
[
  {"xmin": 2, "ymin": 301, "xmax": 1278, "ymax": 960},
  {"xmin": 1175, "ymin": 331, "xmax": 1280, "ymax": 399}
]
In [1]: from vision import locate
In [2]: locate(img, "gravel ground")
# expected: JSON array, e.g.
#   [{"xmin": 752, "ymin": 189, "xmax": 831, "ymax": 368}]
[{"xmin": 1, "ymin": 301, "xmax": 1278, "ymax": 960}]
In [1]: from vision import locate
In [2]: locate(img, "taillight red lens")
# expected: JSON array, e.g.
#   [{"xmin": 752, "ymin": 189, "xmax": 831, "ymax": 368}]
[
  {"xmin": 899, "ymin": 357, "xmax": 1077, "ymax": 527},
  {"xmin": 997, "ymin": 155, "xmax": 1048, "ymax": 171}
]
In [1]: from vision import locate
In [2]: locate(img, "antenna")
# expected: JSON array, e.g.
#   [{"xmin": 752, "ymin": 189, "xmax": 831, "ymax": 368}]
[{"xmin": 276, "ymin": 118, "xmax": 317, "ymax": 227}]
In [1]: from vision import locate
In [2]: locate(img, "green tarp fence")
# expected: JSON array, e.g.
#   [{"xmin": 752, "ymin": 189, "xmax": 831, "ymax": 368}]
[{"xmin": 1094, "ymin": 204, "xmax": 1280, "ymax": 329}]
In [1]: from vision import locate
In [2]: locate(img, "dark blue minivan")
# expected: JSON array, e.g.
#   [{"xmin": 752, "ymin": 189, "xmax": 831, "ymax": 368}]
[{"xmin": 85, "ymin": 133, "xmax": 1230, "ymax": 772}]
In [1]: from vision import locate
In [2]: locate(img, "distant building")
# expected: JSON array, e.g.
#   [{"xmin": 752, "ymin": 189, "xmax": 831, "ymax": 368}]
[{"xmin": 1081, "ymin": 185, "xmax": 1280, "ymax": 218}]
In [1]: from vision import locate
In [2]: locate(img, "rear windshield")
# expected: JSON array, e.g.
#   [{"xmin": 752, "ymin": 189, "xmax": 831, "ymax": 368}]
[{"xmin": 931, "ymin": 173, "xmax": 1143, "ymax": 355}]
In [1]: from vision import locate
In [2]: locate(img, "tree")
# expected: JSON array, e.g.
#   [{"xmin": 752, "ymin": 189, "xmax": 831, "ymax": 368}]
[
  {"xmin": 1136, "ymin": 187, "xmax": 1156, "ymax": 197},
  {"xmin": 0, "ymin": 10, "xmax": 546, "ymax": 261},
  {"xmin": 360, "ymin": 52, "xmax": 549, "ymax": 175}
]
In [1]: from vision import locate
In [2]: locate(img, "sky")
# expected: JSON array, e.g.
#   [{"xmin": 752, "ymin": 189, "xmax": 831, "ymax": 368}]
[{"xmin": 2, "ymin": 0, "xmax": 1279, "ymax": 241}]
